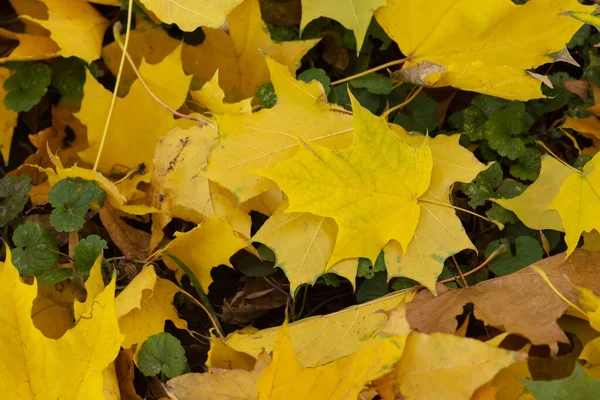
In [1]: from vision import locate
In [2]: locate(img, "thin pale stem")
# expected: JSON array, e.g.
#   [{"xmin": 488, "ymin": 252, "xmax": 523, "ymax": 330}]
[
  {"xmin": 419, "ymin": 198, "xmax": 505, "ymax": 231},
  {"xmin": 439, "ymin": 244, "xmax": 508, "ymax": 284},
  {"xmin": 94, "ymin": 4, "xmax": 133, "ymax": 171},
  {"xmin": 531, "ymin": 266, "xmax": 588, "ymax": 319},
  {"xmin": 331, "ymin": 58, "xmax": 408, "ymax": 86},
  {"xmin": 536, "ymin": 140, "xmax": 581, "ymax": 174},
  {"xmin": 112, "ymin": 23, "xmax": 210, "ymax": 126},
  {"xmin": 384, "ymin": 86, "xmax": 423, "ymax": 118},
  {"xmin": 451, "ymin": 256, "xmax": 468, "ymax": 287},
  {"xmin": 179, "ymin": 288, "xmax": 225, "ymax": 337}
]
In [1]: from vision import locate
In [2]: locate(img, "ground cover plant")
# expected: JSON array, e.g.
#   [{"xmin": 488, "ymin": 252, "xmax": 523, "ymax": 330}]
[{"xmin": 4, "ymin": 0, "xmax": 600, "ymax": 398}]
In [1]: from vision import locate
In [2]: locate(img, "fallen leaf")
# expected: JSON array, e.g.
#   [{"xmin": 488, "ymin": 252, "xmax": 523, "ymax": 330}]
[
  {"xmin": 222, "ymin": 290, "xmax": 413, "ymax": 368},
  {"xmin": 190, "ymin": 71, "xmax": 252, "ymax": 115},
  {"xmin": 181, "ymin": 0, "xmax": 320, "ymax": 99},
  {"xmin": 115, "ymin": 349, "xmax": 143, "ymax": 400},
  {"xmin": 0, "ymin": 247, "xmax": 123, "ymax": 399},
  {"xmin": 0, "ymin": 27, "xmax": 59, "ymax": 63},
  {"xmin": 300, "ymin": 0, "xmax": 386, "ymax": 53},
  {"xmin": 221, "ymin": 277, "xmax": 289, "ymax": 325},
  {"xmin": 22, "ymin": 0, "xmax": 110, "ymax": 63},
  {"xmin": 100, "ymin": 206, "xmax": 151, "ymax": 260},
  {"xmin": 523, "ymin": 363, "xmax": 600, "ymax": 399},
  {"xmin": 162, "ymin": 215, "xmax": 248, "ymax": 291},
  {"xmin": 375, "ymin": 0, "xmax": 592, "ymax": 100},
  {"xmin": 115, "ymin": 265, "xmax": 188, "ymax": 350},
  {"xmin": 0, "ymin": 67, "xmax": 18, "ymax": 163},
  {"xmin": 374, "ymin": 331, "xmax": 525, "ymax": 400},
  {"xmin": 137, "ymin": 0, "xmax": 242, "ymax": 30},
  {"xmin": 205, "ymin": 57, "xmax": 353, "ymax": 202},
  {"xmin": 258, "ymin": 94, "xmax": 432, "ymax": 267},
  {"xmin": 77, "ymin": 45, "xmax": 192, "ymax": 172},
  {"xmin": 405, "ymin": 249, "xmax": 600, "ymax": 349},
  {"xmin": 31, "ymin": 277, "xmax": 75, "ymax": 339}
]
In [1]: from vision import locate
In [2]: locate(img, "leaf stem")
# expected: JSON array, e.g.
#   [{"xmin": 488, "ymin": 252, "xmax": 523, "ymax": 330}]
[
  {"xmin": 419, "ymin": 198, "xmax": 505, "ymax": 231},
  {"xmin": 531, "ymin": 265, "xmax": 588, "ymax": 319},
  {"xmin": 111, "ymin": 22, "xmax": 210, "ymax": 126},
  {"xmin": 439, "ymin": 244, "xmax": 508, "ymax": 284},
  {"xmin": 383, "ymin": 86, "xmax": 423, "ymax": 118},
  {"xmin": 451, "ymin": 256, "xmax": 468, "ymax": 287},
  {"xmin": 330, "ymin": 58, "xmax": 407, "ymax": 86},
  {"xmin": 94, "ymin": 3, "xmax": 133, "ymax": 171},
  {"xmin": 166, "ymin": 254, "xmax": 224, "ymax": 337},
  {"xmin": 535, "ymin": 140, "xmax": 581, "ymax": 174}
]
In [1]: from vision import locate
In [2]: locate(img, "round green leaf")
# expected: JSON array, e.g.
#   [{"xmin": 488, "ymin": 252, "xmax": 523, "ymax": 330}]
[
  {"xmin": 12, "ymin": 221, "xmax": 59, "ymax": 277},
  {"xmin": 138, "ymin": 333, "xmax": 187, "ymax": 379}
]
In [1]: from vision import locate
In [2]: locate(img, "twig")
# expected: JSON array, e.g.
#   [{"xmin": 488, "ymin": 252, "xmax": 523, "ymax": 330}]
[
  {"xmin": 439, "ymin": 244, "xmax": 508, "ymax": 284},
  {"xmin": 451, "ymin": 256, "xmax": 468, "ymax": 287},
  {"xmin": 331, "ymin": 58, "xmax": 408, "ymax": 86},
  {"xmin": 419, "ymin": 198, "xmax": 504, "ymax": 231},
  {"xmin": 383, "ymin": 86, "xmax": 423, "ymax": 117}
]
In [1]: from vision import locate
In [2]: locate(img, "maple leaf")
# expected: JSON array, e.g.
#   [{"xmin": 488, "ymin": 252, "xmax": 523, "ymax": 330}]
[
  {"xmin": 375, "ymin": 0, "xmax": 592, "ymax": 100},
  {"xmin": 563, "ymin": 86, "xmax": 600, "ymax": 147},
  {"xmin": 190, "ymin": 71, "xmax": 253, "ymax": 115},
  {"xmin": 0, "ymin": 27, "xmax": 59, "ymax": 63},
  {"xmin": 21, "ymin": 0, "xmax": 110, "ymax": 63},
  {"xmin": 181, "ymin": 0, "xmax": 320, "ymax": 99},
  {"xmin": 137, "ymin": 0, "xmax": 243, "ymax": 30},
  {"xmin": 77, "ymin": 45, "xmax": 192, "ymax": 172},
  {"xmin": 115, "ymin": 266, "xmax": 188, "ymax": 350},
  {"xmin": 0, "ymin": 247, "xmax": 123, "ymax": 399},
  {"xmin": 32, "ymin": 274, "xmax": 75, "ymax": 339},
  {"xmin": 221, "ymin": 291, "xmax": 412, "ymax": 368},
  {"xmin": 299, "ymin": 0, "xmax": 386, "ymax": 53},
  {"xmin": 162, "ymin": 216, "xmax": 248, "ymax": 291},
  {"xmin": 205, "ymin": 57, "xmax": 354, "ymax": 202},
  {"xmin": 0, "ymin": 67, "xmax": 17, "ymax": 163},
  {"xmin": 257, "ymin": 94, "xmax": 432, "ymax": 267}
]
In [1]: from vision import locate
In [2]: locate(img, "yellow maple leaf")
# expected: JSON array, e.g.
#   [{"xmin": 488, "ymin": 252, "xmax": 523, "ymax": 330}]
[
  {"xmin": 162, "ymin": 215, "xmax": 248, "ymax": 291},
  {"xmin": 300, "ymin": 0, "xmax": 386, "ymax": 53},
  {"xmin": 206, "ymin": 57, "xmax": 354, "ymax": 202},
  {"xmin": 549, "ymin": 152, "xmax": 600, "ymax": 257},
  {"xmin": 257, "ymin": 95, "xmax": 432, "ymax": 267},
  {"xmin": 0, "ymin": 247, "xmax": 123, "ymax": 399},
  {"xmin": 32, "ymin": 272, "xmax": 75, "ymax": 339},
  {"xmin": 494, "ymin": 155, "xmax": 576, "ymax": 231},
  {"xmin": 182, "ymin": 0, "xmax": 320, "ymax": 99},
  {"xmin": 375, "ymin": 0, "xmax": 592, "ymax": 100},
  {"xmin": 77, "ymin": 45, "xmax": 192, "ymax": 172},
  {"xmin": 563, "ymin": 86, "xmax": 600, "ymax": 148},
  {"xmin": 115, "ymin": 265, "xmax": 188, "ymax": 349},
  {"xmin": 0, "ymin": 27, "xmax": 59, "ymax": 63},
  {"xmin": 0, "ymin": 67, "xmax": 17, "ymax": 163},
  {"xmin": 190, "ymin": 71, "xmax": 253, "ymax": 115},
  {"xmin": 21, "ymin": 0, "xmax": 110, "ymax": 63},
  {"xmin": 374, "ymin": 331, "xmax": 526, "ymax": 400},
  {"xmin": 384, "ymin": 132, "xmax": 486, "ymax": 292},
  {"xmin": 256, "ymin": 320, "xmax": 406, "ymax": 400},
  {"xmin": 137, "ymin": 0, "xmax": 242, "ymax": 30},
  {"xmin": 222, "ymin": 291, "xmax": 412, "ymax": 368}
]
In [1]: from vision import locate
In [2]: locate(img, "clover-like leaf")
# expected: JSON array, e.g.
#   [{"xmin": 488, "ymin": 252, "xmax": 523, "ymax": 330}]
[
  {"xmin": 256, "ymin": 81, "xmax": 277, "ymax": 109},
  {"xmin": 3, "ymin": 63, "xmax": 52, "ymax": 112},
  {"xmin": 394, "ymin": 95, "xmax": 439, "ymax": 133},
  {"xmin": 138, "ymin": 332, "xmax": 187, "ymax": 379},
  {"xmin": 48, "ymin": 178, "xmax": 107, "ymax": 232},
  {"xmin": 298, "ymin": 68, "xmax": 331, "ymax": 95},
  {"xmin": 73, "ymin": 235, "xmax": 107, "ymax": 275},
  {"xmin": 0, "ymin": 175, "xmax": 31, "ymax": 227},
  {"xmin": 51, "ymin": 57, "xmax": 87, "ymax": 99},
  {"xmin": 510, "ymin": 147, "xmax": 541, "ymax": 181},
  {"xmin": 12, "ymin": 221, "xmax": 59, "ymax": 277},
  {"xmin": 485, "ymin": 236, "xmax": 543, "ymax": 276},
  {"xmin": 350, "ymin": 73, "xmax": 392, "ymax": 95},
  {"xmin": 460, "ymin": 163, "xmax": 503, "ymax": 208},
  {"xmin": 38, "ymin": 268, "xmax": 74, "ymax": 285},
  {"xmin": 357, "ymin": 251, "xmax": 386, "ymax": 279}
]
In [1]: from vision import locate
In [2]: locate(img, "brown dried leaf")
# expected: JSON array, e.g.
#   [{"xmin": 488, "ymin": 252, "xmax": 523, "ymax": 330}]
[
  {"xmin": 99, "ymin": 206, "xmax": 151, "ymax": 260},
  {"xmin": 406, "ymin": 250, "xmax": 600, "ymax": 350},
  {"xmin": 115, "ymin": 349, "xmax": 143, "ymax": 400},
  {"xmin": 220, "ymin": 278, "xmax": 288, "ymax": 326},
  {"xmin": 564, "ymin": 79, "xmax": 590, "ymax": 101}
]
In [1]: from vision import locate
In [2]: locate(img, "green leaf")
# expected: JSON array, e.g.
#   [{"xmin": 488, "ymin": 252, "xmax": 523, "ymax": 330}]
[
  {"xmin": 484, "ymin": 111, "xmax": 527, "ymax": 160},
  {"xmin": 496, "ymin": 180, "xmax": 527, "ymax": 199},
  {"xmin": 0, "ymin": 175, "xmax": 32, "ymax": 227},
  {"xmin": 318, "ymin": 273, "xmax": 341, "ymax": 288},
  {"xmin": 51, "ymin": 57, "xmax": 86, "ymax": 99},
  {"xmin": 236, "ymin": 253, "xmax": 276, "ymax": 277},
  {"xmin": 138, "ymin": 332, "xmax": 187, "ymax": 379},
  {"xmin": 523, "ymin": 364, "xmax": 600, "ymax": 400},
  {"xmin": 298, "ymin": 68, "xmax": 331, "ymax": 95},
  {"xmin": 349, "ymin": 73, "xmax": 392, "ymax": 95},
  {"xmin": 38, "ymin": 268, "xmax": 74, "ymax": 285},
  {"xmin": 460, "ymin": 163, "xmax": 503, "ymax": 208},
  {"xmin": 48, "ymin": 178, "xmax": 107, "ymax": 232},
  {"xmin": 349, "ymin": 87, "xmax": 381, "ymax": 114},
  {"xmin": 73, "ymin": 235, "xmax": 107, "ymax": 275},
  {"xmin": 485, "ymin": 236, "xmax": 543, "ymax": 276},
  {"xmin": 486, "ymin": 203, "xmax": 518, "ymax": 224},
  {"xmin": 3, "ymin": 62, "xmax": 52, "ymax": 112},
  {"xmin": 472, "ymin": 95, "xmax": 510, "ymax": 117},
  {"xmin": 510, "ymin": 147, "xmax": 541, "ymax": 181},
  {"xmin": 573, "ymin": 153, "xmax": 592, "ymax": 170},
  {"xmin": 357, "ymin": 270, "xmax": 388, "ymax": 303},
  {"xmin": 257, "ymin": 244, "xmax": 276, "ymax": 262},
  {"xmin": 357, "ymin": 251, "xmax": 386, "ymax": 279},
  {"xmin": 391, "ymin": 276, "xmax": 419, "ymax": 291},
  {"xmin": 256, "ymin": 82, "xmax": 277, "ymax": 109},
  {"xmin": 393, "ymin": 95, "xmax": 439, "ymax": 133},
  {"xmin": 461, "ymin": 106, "xmax": 487, "ymax": 141},
  {"xmin": 12, "ymin": 221, "xmax": 59, "ymax": 277}
]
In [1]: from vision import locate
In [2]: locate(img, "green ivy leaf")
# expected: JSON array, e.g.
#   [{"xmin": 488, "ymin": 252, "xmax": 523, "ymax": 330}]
[
  {"xmin": 138, "ymin": 332, "xmax": 187, "ymax": 379},
  {"xmin": 522, "ymin": 364, "xmax": 600, "ymax": 400},
  {"xmin": 298, "ymin": 68, "xmax": 331, "ymax": 95},
  {"xmin": 472, "ymin": 95, "xmax": 511, "ymax": 117},
  {"xmin": 460, "ymin": 106, "xmax": 487, "ymax": 141},
  {"xmin": 318, "ymin": 273, "xmax": 341, "ymax": 288},
  {"xmin": 357, "ymin": 251, "xmax": 386, "ymax": 279},
  {"xmin": 236, "ymin": 253, "xmax": 276, "ymax": 277},
  {"xmin": 12, "ymin": 221, "xmax": 59, "ymax": 277},
  {"xmin": 484, "ymin": 111, "xmax": 528, "ymax": 160},
  {"xmin": 51, "ymin": 57, "xmax": 86, "ymax": 99},
  {"xmin": 38, "ymin": 268, "xmax": 74, "ymax": 285},
  {"xmin": 391, "ymin": 276, "xmax": 419, "ymax": 291},
  {"xmin": 394, "ymin": 95, "xmax": 439, "ymax": 133},
  {"xmin": 73, "ymin": 235, "xmax": 107, "ymax": 275},
  {"xmin": 48, "ymin": 178, "xmax": 107, "ymax": 232},
  {"xmin": 486, "ymin": 203, "xmax": 518, "ymax": 224},
  {"xmin": 349, "ymin": 73, "xmax": 392, "ymax": 95},
  {"xmin": 496, "ymin": 180, "xmax": 527, "ymax": 199},
  {"xmin": 256, "ymin": 82, "xmax": 277, "ymax": 109},
  {"xmin": 356, "ymin": 270, "xmax": 388, "ymax": 303},
  {"xmin": 0, "ymin": 175, "xmax": 32, "ymax": 227},
  {"xmin": 460, "ymin": 163, "xmax": 503, "ymax": 208},
  {"xmin": 3, "ymin": 62, "xmax": 52, "ymax": 112},
  {"xmin": 485, "ymin": 236, "xmax": 543, "ymax": 276},
  {"xmin": 510, "ymin": 147, "xmax": 541, "ymax": 181}
]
